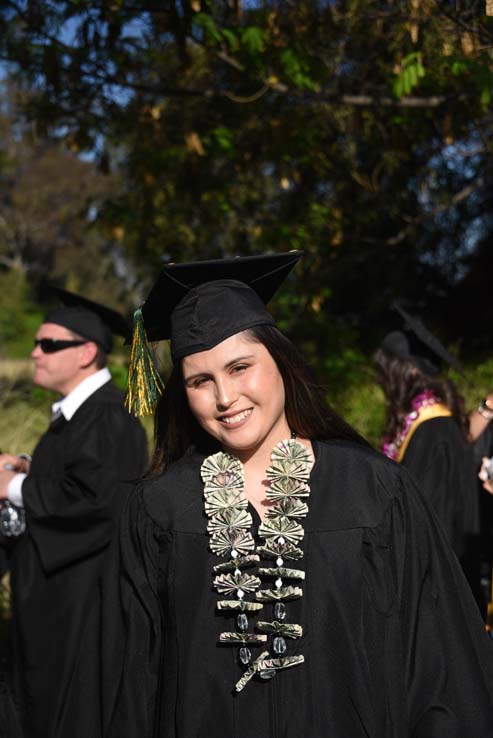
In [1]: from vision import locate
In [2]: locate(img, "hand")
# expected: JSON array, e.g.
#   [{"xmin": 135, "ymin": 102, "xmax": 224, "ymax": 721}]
[
  {"xmin": 479, "ymin": 456, "xmax": 493, "ymax": 495},
  {"xmin": 0, "ymin": 469, "xmax": 16, "ymax": 499},
  {"xmin": 469, "ymin": 398, "xmax": 493, "ymax": 441},
  {"xmin": 0, "ymin": 453, "xmax": 31, "ymax": 474},
  {"xmin": 479, "ymin": 394, "xmax": 493, "ymax": 418}
]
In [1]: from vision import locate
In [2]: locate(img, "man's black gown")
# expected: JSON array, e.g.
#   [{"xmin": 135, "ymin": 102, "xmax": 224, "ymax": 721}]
[
  {"xmin": 9, "ymin": 381, "xmax": 148, "ymax": 738},
  {"xmin": 103, "ymin": 439, "xmax": 493, "ymax": 738}
]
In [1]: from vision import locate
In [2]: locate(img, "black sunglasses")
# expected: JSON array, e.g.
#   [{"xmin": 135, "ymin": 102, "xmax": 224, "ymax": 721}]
[{"xmin": 34, "ymin": 338, "xmax": 87, "ymax": 354}]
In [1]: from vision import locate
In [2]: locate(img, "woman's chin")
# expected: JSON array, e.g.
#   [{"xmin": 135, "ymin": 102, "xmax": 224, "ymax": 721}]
[
  {"xmin": 221, "ymin": 435, "xmax": 257, "ymax": 453},
  {"xmin": 217, "ymin": 427, "xmax": 262, "ymax": 454}
]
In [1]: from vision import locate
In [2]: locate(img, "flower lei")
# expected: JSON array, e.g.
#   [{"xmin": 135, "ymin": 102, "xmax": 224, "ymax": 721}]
[
  {"xmin": 382, "ymin": 390, "xmax": 440, "ymax": 461},
  {"xmin": 200, "ymin": 438, "xmax": 313, "ymax": 692}
]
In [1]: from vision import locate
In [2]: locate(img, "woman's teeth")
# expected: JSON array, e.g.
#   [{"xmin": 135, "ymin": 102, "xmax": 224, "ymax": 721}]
[{"xmin": 221, "ymin": 409, "xmax": 252, "ymax": 424}]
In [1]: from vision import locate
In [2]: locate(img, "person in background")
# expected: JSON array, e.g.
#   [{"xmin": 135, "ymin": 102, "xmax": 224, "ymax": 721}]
[
  {"xmin": 479, "ymin": 459, "xmax": 493, "ymax": 494},
  {"xmin": 374, "ymin": 305, "xmax": 480, "ymax": 590},
  {"xmin": 100, "ymin": 253, "xmax": 493, "ymax": 738},
  {"xmin": 473, "ymin": 395, "xmax": 493, "ymax": 621},
  {"xmin": 471, "ymin": 394, "xmax": 493, "ymax": 495},
  {"xmin": 469, "ymin": 393, "xmax": 493, "ymax": 444},
  {"xmin": 0, "ymin": 288, "xmax": 148, "ymax": 738}
]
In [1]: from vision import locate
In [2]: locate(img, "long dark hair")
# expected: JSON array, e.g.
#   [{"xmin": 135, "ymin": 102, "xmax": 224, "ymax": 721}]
[
  {"xmin": 373, "ymin": 348, "xmax": 468, "ymax": 440},
  {"xmin": 147, "ymin": 325, "xmax": 368, "ymax": 476}
]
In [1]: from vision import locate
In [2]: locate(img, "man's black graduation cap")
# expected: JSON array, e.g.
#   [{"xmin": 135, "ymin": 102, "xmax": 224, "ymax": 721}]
[
  {"xmin": 126, "ymin": 251, "xmax": 302, "ymax": 414},
  {"xmin": 381, "ymin": 303, "xmax": 462, "ymax": 376},
  {"xmin": 44, "ymin": 286, "xmax": 130, "ymax": 354}
]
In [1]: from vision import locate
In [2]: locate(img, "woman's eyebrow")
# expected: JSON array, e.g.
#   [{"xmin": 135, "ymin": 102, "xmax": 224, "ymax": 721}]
[
  {"xmin": 184, "ymin": 355, "xmax": 255, "ymax": 383},
  {"xmin": 183, "ymin": 370, "xmax": 210, "ymax": 383},
  {"xmin": 224, "ymin": 354, "xmax": 254, "ymax": 369}
]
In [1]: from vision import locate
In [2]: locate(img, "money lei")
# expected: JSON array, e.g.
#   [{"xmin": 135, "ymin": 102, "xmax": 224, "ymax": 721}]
[{"xmin": 200, "ymin": 438, "xmax": 313, "ymax": 692}]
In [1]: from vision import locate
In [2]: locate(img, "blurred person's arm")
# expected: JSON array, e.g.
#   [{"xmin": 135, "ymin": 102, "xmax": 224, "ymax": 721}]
[
  {"xmin": 0, "ymin": 453, "xmax": 31, "ymax": 502},
  {"xmin": 479, "ymin": 456, "xmax": 493, "ymax": 495},
  {"xmin": 469, "ymin": 394, "xmax": 493, "ymax": 441}
]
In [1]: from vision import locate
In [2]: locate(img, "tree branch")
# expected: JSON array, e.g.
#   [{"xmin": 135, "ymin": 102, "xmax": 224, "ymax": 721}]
[
  {"xmin": 386, "ymin": 176, "xmax": 485, "ymax": 246},
  {"xmin": 340, "ymin": 94, "xmax": 448, "ymax": 108}
]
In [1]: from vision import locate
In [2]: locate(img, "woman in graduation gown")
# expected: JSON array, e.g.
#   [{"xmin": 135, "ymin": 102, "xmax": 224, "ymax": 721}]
[
  {"xmin": 103, "ymin": 253, "xmax": 493, "ymax": 738},
  {"xmin": 374, "ymin": 305, "xmax": 480, "ymax": 574}
]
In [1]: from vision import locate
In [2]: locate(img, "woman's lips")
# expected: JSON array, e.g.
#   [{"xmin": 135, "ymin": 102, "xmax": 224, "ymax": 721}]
[{"xmin": 218, "ymin": 408, "xmax": 253, "ymax": 426}]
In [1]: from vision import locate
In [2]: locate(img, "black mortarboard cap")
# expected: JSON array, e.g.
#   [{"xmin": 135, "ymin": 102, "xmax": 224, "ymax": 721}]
[
  {"xmin": 126, "ymin": 251, "xmax": 302, "ymax": 414},
  {"xmin": 141, "ymin": 250, "xmax": 302, "ymax": 361},
  {"xmin": 380, "ymin": 303, "xmax": 462, "ymax": 375},
  {"xmin": 44, "ymin": 286, "xmax": 130, "ymax": 354}
]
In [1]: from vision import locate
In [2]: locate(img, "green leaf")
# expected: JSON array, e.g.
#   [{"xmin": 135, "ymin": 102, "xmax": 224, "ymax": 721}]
[
  {"xmin": 392, "ymin": 52, "xmax": 425, "ymax": 98},
  {"xmin": 194, "ymin": 12, "xmax": 222, "ymax": 44},
  {"xmin": 221, "ymin": 28, "xmax": 239, "ymax": 53},
  {"xmin": 206, "ymin": 126, "xmax": 234, "ymax": 153},
  {"xmin": 280, "ymin": 49, "xmax": 318, "ymax": 90},
  {"xmin": 480, "ymin": 87, "xmax": 491, "ymax": 108},
  {"xmin": 241, "ymin": 26, "xmax": 265, "ymax": 54},
  {"xmin": 451, "ymin": 60, "xmax": 469, "ymax": 76}
]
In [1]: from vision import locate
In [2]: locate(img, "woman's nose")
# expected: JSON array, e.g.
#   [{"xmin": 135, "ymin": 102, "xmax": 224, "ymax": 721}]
[{"xmin": 215, "ymin": 378, "xmax": 236, "ymax": 409}]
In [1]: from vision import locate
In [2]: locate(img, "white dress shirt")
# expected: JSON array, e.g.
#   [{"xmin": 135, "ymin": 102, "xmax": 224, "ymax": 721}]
[{"xmin": 7, "ymin": 368, "xmax": 112, "ymax": 507}]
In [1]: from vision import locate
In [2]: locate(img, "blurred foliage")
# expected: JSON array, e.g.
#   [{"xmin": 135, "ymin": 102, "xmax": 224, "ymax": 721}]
[
  {"xmin": 0, "ymin": 573, "xmax": 11, "ymax": 666},
  {"xmin": 0, "ymin": 270, "xmax": 43, "ymax": 357},
  {"xmin": 0, "ymin": 0, "xmax": 492, "ymax": 376},
  {"xmin": 0, "ymin": 84, "xmax": 142, "ymax": 310},
  {"xmin": 0, "ymin": 375, "xmax": 51, "ymax": 455}
]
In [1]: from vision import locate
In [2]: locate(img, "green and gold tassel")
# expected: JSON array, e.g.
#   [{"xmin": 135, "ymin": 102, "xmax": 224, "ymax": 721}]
[{"xmin": 125, "ymin": 307, "xmax": 164, "ymax": 416}]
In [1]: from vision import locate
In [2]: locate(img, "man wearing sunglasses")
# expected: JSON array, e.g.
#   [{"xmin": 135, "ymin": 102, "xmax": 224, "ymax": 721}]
[{"xmin": 0, "ymin": 288, "xmax": 148, "ymax": 738}]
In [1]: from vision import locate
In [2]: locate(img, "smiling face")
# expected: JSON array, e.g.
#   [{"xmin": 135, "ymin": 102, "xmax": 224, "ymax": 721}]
[
  {"xmin": 182, "ymin": 331, "xmax": 290, "ymax": 460},
  {"xmin": 31, "ymin": 322, "xmax": 97, "ymax": 395}
]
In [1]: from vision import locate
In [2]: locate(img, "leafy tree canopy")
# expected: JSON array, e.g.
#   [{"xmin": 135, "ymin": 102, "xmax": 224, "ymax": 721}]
[{"xmin": 0, "ymin": 0, "xmax": 493, "ymax": 371}]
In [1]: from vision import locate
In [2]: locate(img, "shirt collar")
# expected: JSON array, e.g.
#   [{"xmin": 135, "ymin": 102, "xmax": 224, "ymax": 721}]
[{"xmin": 51, "ymin": 367, "xmax": 112, "ymax": 421}]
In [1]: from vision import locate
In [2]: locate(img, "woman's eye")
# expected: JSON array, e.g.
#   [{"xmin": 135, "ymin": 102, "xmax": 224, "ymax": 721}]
[
  {"xmin": 232, "ymin": 364, "xmax": 248, "ymax": 374},
  {"xmin": 192, "ymin": 377, "xmax": 209, "ymax": 388}
]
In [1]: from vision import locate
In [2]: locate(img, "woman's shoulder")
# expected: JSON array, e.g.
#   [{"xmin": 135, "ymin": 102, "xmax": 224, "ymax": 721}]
[
  {"xmin": 308, "ymin": 439, "xmax": 406, "ymax": 530},
  {"xmin": 315, "ymin": 437, "xmax": 400, "ymax": 475},
  {"xmin": 134, "ymin": 452, "xmax": 205, "ymax": 531},
  {"xmin": 411, "ymin": 414, "xmax": 462, "ymax": 441},
  {"xmin": 404, "ymin": 416, "xmax": 467, "ymax": 463}
]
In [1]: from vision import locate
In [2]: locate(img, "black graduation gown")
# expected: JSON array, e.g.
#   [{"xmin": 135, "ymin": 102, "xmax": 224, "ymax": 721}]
[
  {"xmin": 474, "ymin": 424, "xmax": 493, "ymax": 537},
  {"xmin": 103, "ymin": 439, "xmax": 493, "ymax": 738},
  {"xmin": 474, "ymin": 425, "xmax": 493, "ymax": 611},
  {"xmin": 9, "ymin": 380, "xmax": 148, "ymax": 738},
  {"xmin": 473, "ymin": 423, "xmax": 493, "ymax": 467},
  {"xmin": 400, "ymin": 416, "xmax": 480, "ymax": 560}
]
